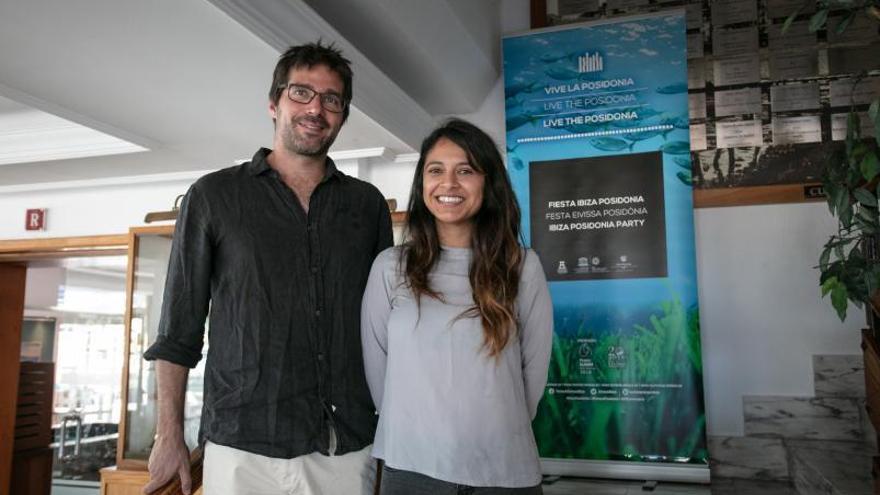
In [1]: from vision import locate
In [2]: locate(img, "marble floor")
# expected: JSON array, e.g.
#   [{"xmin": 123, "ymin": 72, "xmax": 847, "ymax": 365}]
[
  {"xmin": 538, "ymin": 355, "xmax": 874, "ymax": 495},
  {"xmin": 542, "ymin": 477, "xmax": 796, "ymax": 495}
]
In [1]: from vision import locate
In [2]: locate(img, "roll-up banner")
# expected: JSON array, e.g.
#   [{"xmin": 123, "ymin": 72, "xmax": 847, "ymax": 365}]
[{"xmin": 503, "ymin": 11, "xmax": 709, "ymax": 483}]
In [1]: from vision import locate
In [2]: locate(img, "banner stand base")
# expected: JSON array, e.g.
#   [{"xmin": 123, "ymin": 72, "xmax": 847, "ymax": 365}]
[{"xmin": 541, "ymin": 458, "xmax": 711, "ymax": 484}]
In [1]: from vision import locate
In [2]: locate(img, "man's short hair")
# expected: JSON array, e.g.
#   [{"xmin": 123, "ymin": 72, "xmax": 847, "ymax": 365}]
[{"xmin": 269, "ymin": 41, "xmax": 353, "ymax": 121}]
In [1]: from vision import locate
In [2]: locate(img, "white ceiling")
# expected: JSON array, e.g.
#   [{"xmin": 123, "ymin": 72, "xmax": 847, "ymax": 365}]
[
  {"xmin": 303, "ymin": 0, "xmax": 500, "ymax": 114},
  {"xmin": 0, "ymin": 95, "xmax": 147, "ymax": 166},
  {"xmin": 0, "ymin": 0, "xmax": 507, "ymax": 187}
]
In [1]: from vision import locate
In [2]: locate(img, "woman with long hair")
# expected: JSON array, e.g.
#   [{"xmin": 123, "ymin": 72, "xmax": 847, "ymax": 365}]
[{"xmin": 361, "ymin": 119, "xmax": 553, "ymax": 494}]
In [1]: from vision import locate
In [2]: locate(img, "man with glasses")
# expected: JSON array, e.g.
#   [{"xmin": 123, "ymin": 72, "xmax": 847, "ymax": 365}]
[{"xmin": 142, "ymin": 42, "xmax": 393, "ymax": 495}]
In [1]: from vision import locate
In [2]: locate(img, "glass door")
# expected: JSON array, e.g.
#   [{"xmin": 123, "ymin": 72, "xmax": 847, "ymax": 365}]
[
  {"xmin": 22, "ymin": 254, "xmax": 128, "ymax": 484},
  {"xmin": 118, "ymin": 225, "xmax": 206, "ymax": 468}
]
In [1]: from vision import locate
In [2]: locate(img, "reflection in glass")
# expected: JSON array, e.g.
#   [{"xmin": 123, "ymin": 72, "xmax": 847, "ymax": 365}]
[
  {"xmin": 124, "ymin": 232, "xmax": 206, "ymax": 460},
  {"xmin": 24, "ymin": 255, "xmax": 129, "ymax": 482}
]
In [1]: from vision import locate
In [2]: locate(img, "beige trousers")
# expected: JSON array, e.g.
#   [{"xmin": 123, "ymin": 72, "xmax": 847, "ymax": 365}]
[{"xmin": 203, "ymin": 441, "xmax": 375, "ymax": 495}]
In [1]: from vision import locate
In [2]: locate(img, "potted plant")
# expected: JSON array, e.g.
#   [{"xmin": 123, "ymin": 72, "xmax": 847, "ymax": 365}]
[
  {"xmin": 794, "ymin": 2, "xmax": 880, "ymax": 487},
  {"xmin": 783, "ymin": 2, "xmax": 880, "ymax": 323},
  {"xmin": 818, "ymin": 103, "xmax": 880, "ymax": 324}
]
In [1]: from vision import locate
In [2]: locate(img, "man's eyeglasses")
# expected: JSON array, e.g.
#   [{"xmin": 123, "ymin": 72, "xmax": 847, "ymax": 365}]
[{"xmin": 279, "ymin": 83, "xmax": 347, "ymax": 113}]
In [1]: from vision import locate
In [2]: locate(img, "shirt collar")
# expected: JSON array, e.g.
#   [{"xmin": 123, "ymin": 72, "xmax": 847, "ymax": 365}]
[{"xmin": 247, "ymin": 147, "xmax": 342, "ymax": 183}]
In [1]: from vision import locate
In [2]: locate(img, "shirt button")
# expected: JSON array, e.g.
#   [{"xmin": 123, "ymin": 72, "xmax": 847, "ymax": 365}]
[
  {"xmin": 317, "ymin": 353, "xmax": 324, "ymax": 361},
  {"xmin": 315, "ymin": 309, "xmax": 321, "ymax": 317},
  {"xmin": 311, "ymin": 266, "xmax": 318, "ymax": 274}
]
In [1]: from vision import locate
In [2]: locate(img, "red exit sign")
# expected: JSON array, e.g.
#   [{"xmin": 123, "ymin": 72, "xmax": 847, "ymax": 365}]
[{"xmin": 25, "ymin": 209, "xmax": 46, "ymax": 231}]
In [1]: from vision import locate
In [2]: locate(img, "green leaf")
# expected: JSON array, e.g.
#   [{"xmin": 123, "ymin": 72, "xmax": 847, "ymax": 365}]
[
  {"xmin": 820, "ymin": 245, "xmax": 833, "ymax": 269},
  {"xmin": 856, "ymin": 207, "xmax": 879, "ymax": 233},
  {"xmin": 852, "ymin": 145, "xmax": 871, "ymax": 179},
  {"xmin": 827, "ymin": 186, "xmax": 838, "ymax": 214},
  {"xmin": 834, "ymin": 184, "xmax": 850, "ymax": 213},
  {"xmin": 831, "ymin": 283, "xmax": 849, "ymax": 321},
  {"xmin": 827, "ymin": 183, "xmax": 844, "ymax": 214},
  {"xmin": 820, "ymin": 265, "xmax": 835, "ymax": 286},
  {"xmin": 809, "ymin": 8, "xmax": 829, "ymax": 32},
  {"xmin": 840, "ymin": 200, "xmax": 854, "ymax": 229},
  {"xmin": 854, "ymin": 187, "xmax": 878, "ymax": 207},
  {"xmin": 858, "ymin": 204, "xmax": 877, "ymax": 219},
  {"xmin": 835, "ymin": 10, "xmax": 857, "ymax": 34},
  {"xmin": 781, "ymin": 7, "xmax": 802, "ymax": 33},
  {"xmin": 821, "ymin": 275, "xmax": 839, "ymax": 297},
  {"xmin": 870, "ymin": 99, "xmax": 880, "ymax": 146},
  {"xmin": 861, "ymin": 152, "xmax": 880, "ymax": 182},
  {"xmin": 847, "ymin": 165, "xmax": 864, "ymax": 187},
  {"xmin": 856, "ymin": 216, "xmax": 878, "ymax": 234},
  {"xmin": 851, "ymin": 141, "xmax": 869, "ymax": 173},
  {"xmin": 846, "ymin": 113, "xmax": 860, "ymax": 161}
]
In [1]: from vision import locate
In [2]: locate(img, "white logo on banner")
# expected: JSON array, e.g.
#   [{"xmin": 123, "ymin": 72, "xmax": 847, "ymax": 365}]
[
  {"xmin": 557, "ymin": 261, "xmax": 569, "ymax": 274},
  {"xmin": 577, "ymin": 51, "xmax": 604, "ymax": 73}
]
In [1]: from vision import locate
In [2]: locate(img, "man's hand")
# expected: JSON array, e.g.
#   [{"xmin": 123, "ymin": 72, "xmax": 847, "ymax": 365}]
[
  {"xmin": 145, "ymin": 360, "xmax": 192, "ymax": 494},
  {"xmin": 143, "ymin": 434, "xmax": 192, "ymax": 494}
]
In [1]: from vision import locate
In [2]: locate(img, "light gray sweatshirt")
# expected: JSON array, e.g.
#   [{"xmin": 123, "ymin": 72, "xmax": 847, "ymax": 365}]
[{"xmin": 361, "ymin": 246, "xmax": 553, "ymax": 487}]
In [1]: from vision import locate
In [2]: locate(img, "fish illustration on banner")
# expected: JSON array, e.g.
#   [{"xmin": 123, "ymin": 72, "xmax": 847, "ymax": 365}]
[{"xmin": 502, "ymin": 10, "xmax": 709, "ymax": 481}]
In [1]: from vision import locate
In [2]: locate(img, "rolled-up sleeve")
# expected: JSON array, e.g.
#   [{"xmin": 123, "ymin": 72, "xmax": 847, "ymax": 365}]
[
  {"xmin": 143, "ymin": 183, "xmax": 213, "ymax": 368},
  {"xmin": 517, "ymin": 250, "xmax": 554, "ymax": 419},
  {"xmin": 360, "ymin": 249, "xmax": 395, "ymax": 412}
]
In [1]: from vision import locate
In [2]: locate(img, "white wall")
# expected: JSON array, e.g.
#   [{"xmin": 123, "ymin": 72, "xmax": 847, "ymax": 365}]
[
  {"xmin": 0, "ymin": 161, "xmax": 421, "ymax": 240},
  {"xmin": 0, "ymin": 179, "xmax": 201, "ymax": 238},
  {"xmin": 695, "ymin": 202, "xmax": 862, "ymax": 435}
]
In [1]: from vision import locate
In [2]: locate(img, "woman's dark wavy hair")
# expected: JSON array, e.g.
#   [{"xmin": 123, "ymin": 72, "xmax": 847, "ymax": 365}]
[{"xmin": 403, "ymin": 118, "xmax": 524, "ymax": 358}]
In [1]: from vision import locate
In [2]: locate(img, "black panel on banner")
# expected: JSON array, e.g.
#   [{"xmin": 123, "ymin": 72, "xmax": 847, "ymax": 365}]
[{"xmin": 529, "ymin": 152, "xmax": 667, "ymax": 281}]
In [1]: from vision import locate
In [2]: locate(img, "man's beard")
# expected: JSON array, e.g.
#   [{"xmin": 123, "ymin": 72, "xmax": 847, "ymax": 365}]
[{"xmin": 281, "ymin": 115, "xmax": 339, "ymax": 157}]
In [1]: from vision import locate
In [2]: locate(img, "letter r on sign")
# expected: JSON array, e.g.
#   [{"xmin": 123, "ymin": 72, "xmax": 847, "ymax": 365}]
[{"xmin": 25, "ymin": 209, "xmax": 46, "ymax": 231}]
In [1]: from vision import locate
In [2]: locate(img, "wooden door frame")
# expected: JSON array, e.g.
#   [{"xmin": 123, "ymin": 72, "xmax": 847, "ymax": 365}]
[
  {"xmin": 0, "ymin": 233, "xmax": 130, "ymax": 488},
  {"xmin": 0, "ymin": 263, "xmax": 26, "ymax": 494},
  {"xmin": 116, "ymin": 225, "xmax": 174, "ymax": 470},
  {"xmin": 0, "ymin": 234, "xmax": 128, "ymax": 258}
]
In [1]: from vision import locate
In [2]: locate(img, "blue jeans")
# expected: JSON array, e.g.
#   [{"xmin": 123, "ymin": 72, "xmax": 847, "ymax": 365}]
[{"xmin": 379, "ymin": 465, "xmax": 543, "ymax": 495}]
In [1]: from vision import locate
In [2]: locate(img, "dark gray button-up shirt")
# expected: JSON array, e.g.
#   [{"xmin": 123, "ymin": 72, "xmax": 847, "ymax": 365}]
[{"xmin": 144, "ymin": 147, "xmax": 393, "ymax": 458}]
